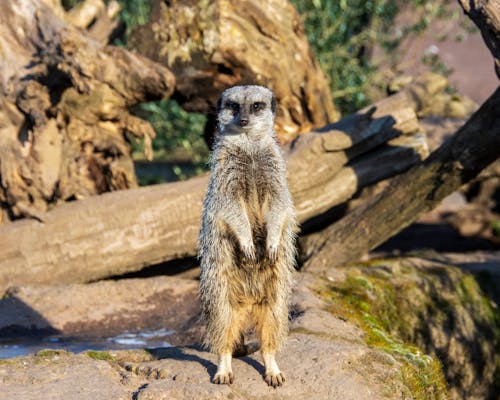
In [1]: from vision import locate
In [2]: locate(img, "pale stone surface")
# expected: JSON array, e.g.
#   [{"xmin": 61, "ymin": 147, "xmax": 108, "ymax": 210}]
[
  {"xmin": 2, "ymin": 258, "xmax": 498, "ymax": 399},
  {"xmin": 0, "ymin": 352, "xmax": 136, "ymax": 400},
  {"xmin": 0, "ymin": 274, "xmax": 410, "ymax": 400}
]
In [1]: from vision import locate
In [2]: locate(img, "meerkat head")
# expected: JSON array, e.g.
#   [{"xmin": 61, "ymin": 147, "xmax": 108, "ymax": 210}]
[{"xmin": 216, "ymin": 85, "xmax": 276, "ymax": 138}]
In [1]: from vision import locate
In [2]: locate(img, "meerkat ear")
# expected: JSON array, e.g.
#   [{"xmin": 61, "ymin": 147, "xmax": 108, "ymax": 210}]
[
  {"xmin": 216, "ymin": 97, "xmax": 223, "ymax": 113},
  {"xmin": 271, "ymin": 95, "xmax": 277, "ymax": 114}
]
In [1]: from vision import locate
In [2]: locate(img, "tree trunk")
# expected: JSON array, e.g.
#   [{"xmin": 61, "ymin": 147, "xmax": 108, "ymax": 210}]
[
  {"xmin": 130, "ymin": 0, "xmax": 340, "ymax": 144},
  {"xmin": 0, "ymin": 0, "xmax": 175, "ymax": 222},
  {"xmin": 0, "ymin": 88, "xmax": 426, "ymax": 292},
  {"xmin": 303, "ymin": 87, "xmax": 500, "ymax": 271}
]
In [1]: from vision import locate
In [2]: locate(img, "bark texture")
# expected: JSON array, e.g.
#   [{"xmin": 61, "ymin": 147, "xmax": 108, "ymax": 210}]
[
  {"xmin": 130, "ymin": 0, "xmax": 340, "ymax": 144},
  {"xmin": 0, "ymin": 0, "xmax": 175, "ymax": 222},
  {"xmin": 303, "ymin": 87, "xmax": 500, "ymax": 271},
  {"xmin": 0, "ymin": 87, "xmax": 427, "ymax": 292}
]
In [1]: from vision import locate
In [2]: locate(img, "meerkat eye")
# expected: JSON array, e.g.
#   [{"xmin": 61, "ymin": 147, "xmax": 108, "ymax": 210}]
[
  {"xmin": 252, "ymin": 102, "xmax": 265, "ymax": 112},
  {"xmin": 226, "ymin": 101, "xmax": 240, "ymax": 112}
]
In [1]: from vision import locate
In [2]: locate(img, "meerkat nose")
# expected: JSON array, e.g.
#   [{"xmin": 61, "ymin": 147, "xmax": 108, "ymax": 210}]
[{"xmin": 239, "ymin": 119, "xmax": 249, "ymax": 127}]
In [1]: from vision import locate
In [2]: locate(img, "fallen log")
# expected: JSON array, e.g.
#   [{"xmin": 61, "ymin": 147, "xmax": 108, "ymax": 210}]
[
  {"xmin": 303, "ymin": 86, "xmax": 500, "ymax": 271},
  {"xmin": 301, "ymin": 0, "xmax": 500, "ymax": 270},
  {"xmin": 0, "ymin": 87, "xmax": 426, "ymax": 293}
]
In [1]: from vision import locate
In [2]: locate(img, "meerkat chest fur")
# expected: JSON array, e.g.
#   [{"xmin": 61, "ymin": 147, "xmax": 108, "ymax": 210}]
[{"xmin": 215, "ymin": 139, "xmax": 282, "ymax": 226}]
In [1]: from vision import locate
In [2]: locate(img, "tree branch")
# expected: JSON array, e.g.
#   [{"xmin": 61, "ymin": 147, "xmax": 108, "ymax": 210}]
[{"xmin": 303, "ymin": 87, "xmax": 500, "ymax": 271}]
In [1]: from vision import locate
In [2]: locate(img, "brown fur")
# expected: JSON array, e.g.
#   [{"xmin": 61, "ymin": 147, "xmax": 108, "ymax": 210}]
[{"xmin": 198, "ymin": 86, "xmax": 297, "ymax": 387}]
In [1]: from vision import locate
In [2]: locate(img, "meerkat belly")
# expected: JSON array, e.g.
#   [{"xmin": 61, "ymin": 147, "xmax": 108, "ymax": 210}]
[
  {"xmin": 222, "ymin": 150, "xmax": 280, "ymax": 305},
  {"xmin": 226, "ymin": 262, "xmax": 280, "ymax": 307}
]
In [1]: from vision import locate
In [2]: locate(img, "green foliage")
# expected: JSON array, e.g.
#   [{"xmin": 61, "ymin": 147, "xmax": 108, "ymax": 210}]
[
  {"xmin": 290, "ymin": 0, "xmax": 399, "ymax": 113},
  {"xmin": 115, "ymin": 0, "xmax": 151, "ymax": 44},
  {"xmin": 131, "ymin": 99, "xmax": 209, "ymax": 176},
  {"xmin": 492, "ymin": 220, "xmax": 500, "ymax": 237},
  {"xmin": 64, "ymin": 1, "xmax": 465, "ymax": 184},
  {"xmin": 115, "ymin": 1, "xmax": 209, "ymax": 182}
]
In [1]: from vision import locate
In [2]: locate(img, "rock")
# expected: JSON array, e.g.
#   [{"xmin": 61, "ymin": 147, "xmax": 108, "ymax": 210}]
[
  {"xmin": 0, "ymin": 276, "xmax": 202, "ymax": 345},
  {"xmin": 3, "ymin": 257, "xmax": 497, "ymax": 399},
  {"xmin": 123, "ymin": 335, "xmax": 406, "ymax": 400},
  {"xmin": 322, "ymin": 257, "xmax": 500, "ymax": 400},
  {"xmin": 0, "ymin": 350, "xmax": 139, "ymax": 400},
  {"xmin": 0, "ymin": 269, "xmax": 449, "ymax": 399}
]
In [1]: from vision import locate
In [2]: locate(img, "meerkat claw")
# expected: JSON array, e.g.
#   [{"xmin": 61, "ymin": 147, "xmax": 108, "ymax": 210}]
[
  {"xmin": 213, "ymin": 371, "xmax": 234, "ymax": 385},
  {"xmin": 241, "ymin": 243, "xmax": 256, "ymax": 262},
  {"xmin": 266, "ymin": 243, "xmax": 279, "ymax": 262},
  {"xmin": 265, "ymin": 372, "xmax": 285, "ymax": 388}
]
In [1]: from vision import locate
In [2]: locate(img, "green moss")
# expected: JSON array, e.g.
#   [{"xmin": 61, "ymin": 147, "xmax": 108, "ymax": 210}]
[
  {"xmin": 492, "ymin": 220, "xmax": 500, "ymax": 237},
  {"xmin": 33, "ymin": 349, "xmax": 70, "ymax": 364},
  {"xmin": 35, "ymin": 349, "xmax": 68, "ymax": 358},
  {"xmin": 318, "ymin": 266, "xmax": 449, "ymax": 398},
  {"xmin": 85, "ymin": 350, "xmax": 115, "ymax": 362},
  {"xmin": 401, "ymin": 358, "xmax": 448, "ymax": 400}
]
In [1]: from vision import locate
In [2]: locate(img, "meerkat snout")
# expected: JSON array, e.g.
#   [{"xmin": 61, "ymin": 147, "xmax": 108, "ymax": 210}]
[{"xmin": 216, "ymin": 85, "xmax": 277, "ymax": 136}]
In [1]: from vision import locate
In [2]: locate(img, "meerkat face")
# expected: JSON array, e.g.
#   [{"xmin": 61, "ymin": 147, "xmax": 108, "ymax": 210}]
[{"xmin": 217, "ymin": 85, "xmax": 276, "ymax": 137}]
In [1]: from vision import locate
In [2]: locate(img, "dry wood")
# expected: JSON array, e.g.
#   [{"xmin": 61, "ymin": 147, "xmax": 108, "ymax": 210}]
[
  {"xmin": 130, "ymin": 0, "xmax": 340, "ymax": 144},
  {"xmin": 303, "ymin": 87, "xmax": 500, "ymax": 271},
  {"xmin": 0, "ymin": 0, "xmax": 174, "ymax": 221},
  {"xmin": 65, "ymin": 0, "xmax": 123, "ymax": 44},
  {"xmin": 0, "ymin": 90, "xmax": 426, "ymax": 293}
]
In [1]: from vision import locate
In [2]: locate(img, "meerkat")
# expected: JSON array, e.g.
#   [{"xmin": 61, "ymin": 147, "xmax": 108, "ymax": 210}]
[{"xmin": 198, "ymin": 85, "xmax": 297, "ymax": 388}]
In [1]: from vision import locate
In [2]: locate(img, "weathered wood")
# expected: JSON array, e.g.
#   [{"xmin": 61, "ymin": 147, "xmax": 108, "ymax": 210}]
[
  {"xmin": 0, "ymin": 0, "xmax": 175, "ymax": 221},
  {"xmin": 297, "ymin": 133, "xmax": 428, "ymax": 222},
  {"xmin": 130, "ymin": 0, "xmax": 340, "ymax": 144},
  {"xmin": 0, "ymin": 92, "xmax": 426, "ymax": 293},
  {"xmin": 65, "ymin": 0, "xmax": 123, "ymax": 44},
  {"xmin": 303, "ymin": 87, "xmax": 500, "ymax": 271},
  {"xmin": 286, "ymin": 89, "xmax": 423, "ymax": 213}
]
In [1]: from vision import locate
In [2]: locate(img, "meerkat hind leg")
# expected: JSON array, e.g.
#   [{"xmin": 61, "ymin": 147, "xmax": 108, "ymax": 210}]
[
  {"xmin": 256, "ymin": 305, "xmax": 286, "ymax": 387},
  {"xmin": 212, "ymin": 308, "xmax": 246, "ymax": 385}
]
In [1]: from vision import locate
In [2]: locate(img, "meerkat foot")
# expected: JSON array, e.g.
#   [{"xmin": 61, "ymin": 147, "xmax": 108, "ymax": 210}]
[
  {"xmin": 265, "ymin": 372, "xmax": 285, "ymax": 388},
  {"xmin": 262, "ymin": 352, "xmax": 284, "ymax": 388},
  {"xmin": 213, "ymin": 353, "xmax": 234, "ymax": 385},
  {"xmin": 213, "ymin": 371, "xmax": 234, "ymax": 385}
]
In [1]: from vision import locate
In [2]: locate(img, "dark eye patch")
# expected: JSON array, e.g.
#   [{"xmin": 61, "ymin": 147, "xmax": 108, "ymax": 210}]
[
  {"xmin": 225, "ymin": 101, "xmax": 240, "ymax": 112},
  {"xmin": 251, "ymin": 102, "xmax": 266, "ymax": 112}
]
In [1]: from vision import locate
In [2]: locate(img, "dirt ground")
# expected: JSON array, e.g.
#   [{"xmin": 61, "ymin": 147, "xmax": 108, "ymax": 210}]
[{"xmin": 373, "ymin": 1, "xmax": 498, "ymax": 104}]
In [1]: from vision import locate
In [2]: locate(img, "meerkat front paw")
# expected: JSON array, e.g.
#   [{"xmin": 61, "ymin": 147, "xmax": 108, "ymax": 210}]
[
  {"xmin": 213, "ymin": 371, "xmax": 234, "ymax": 385},
  {"xmin": 240, "ymin": 241, "xmax": 256, "ymax": 261},
  {"xmin": 266, "ymin": 238, "xmax": 279, "ymax": 262},
  {"xmin": 264, "ymin": 372, "xmax": 285, "ymax": 388}
]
